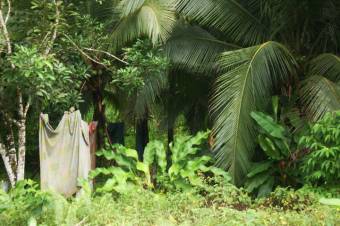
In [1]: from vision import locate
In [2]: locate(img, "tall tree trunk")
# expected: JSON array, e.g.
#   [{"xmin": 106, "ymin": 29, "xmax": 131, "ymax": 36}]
[
  {"xmin": 90, "ymin": 71, "xmax": 109, "ymax": 149},
  {"xmin": 136, "ymin": 116, "xmax": 149, "ymax": 160}
]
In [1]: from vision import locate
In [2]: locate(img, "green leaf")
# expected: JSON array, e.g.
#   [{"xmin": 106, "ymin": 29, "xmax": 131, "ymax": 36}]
[
  {"xmin": 247, "ymin": 161, "xmax": 273, "ymax": 178},
  {"xmin": 251, "ymin": 111, "xmax": 286, "ymax": 139},
  {"xmin": 165, "ymin": 25, "xmax": 237, "ymax": 73},
  {"xmin": 144, "ymin": 140, "xmax": 167, "ymax": 173},
  {"xmin": 168, "ymin": 163, "xmax": 181, "ymax": 179},
  {"xmin": 257, "ymin": 134, "xmax": 282, "ymax": 160},
  {"xmin": 124, "ymin": 148, "xmax": 139, "ymax": 160},
  {"xmin": 136, "ymin": 162, "xmax": 152, "ymax": 187},
  {"xmin": 136, "ymin": 162, "xmax": 149, "ymax": 175},
  {"xmin": 186, "ymin": 156, "xmax": 211, "ymax": 171},
  {"xmin": 112, "ymin": 0, "xmax": 176, "ymax": 49},
  {"xmin": 209, "ymin": 167, "xmax": 231, "ymax": 180},
  {"xmin": 272, "ymin": 96, "xmax": 279, "ymax": 122},
  {"xmin": 176, "ymin": 0, "xmax": 268, "ymax": 46},
  {"xmin": 300, "ymin": 75, "xmax": 340, "ymax": 121},
  {"xmin": 245, "ymin": 172, "xmax": 271, "ymax": 193},
  {"xmin": 319, "ymin": 198, "xmax": 340, "ymax": 207},
  {"xmin": 257, "ymin": 176, "xmax": 275, "ymax": 198}
]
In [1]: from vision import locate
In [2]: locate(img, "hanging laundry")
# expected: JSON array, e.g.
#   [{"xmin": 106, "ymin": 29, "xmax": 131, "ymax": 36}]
[{"xmin": 39, "ymin": 110, "xmax": 91, "ymax": 197}]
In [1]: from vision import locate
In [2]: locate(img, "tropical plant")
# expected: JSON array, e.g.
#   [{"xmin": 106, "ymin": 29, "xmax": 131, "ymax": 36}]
[
  {"xmin": 245, "ymin": 97, "xmax": 297, "ymax": 197},
  {"xmin": 166, "ymin": 131, "xmax": 228, "ymax": 190},
  {"xmin": 169, "ymin": 0, "xmax": 340, "ymax": 185},
  {"xmin": 299, "ymin": 111, "xmax": 340, "ymax": 185},
  {"xmin": 90, "ymin": 131, "xmax": 228, "ymax": 193}
]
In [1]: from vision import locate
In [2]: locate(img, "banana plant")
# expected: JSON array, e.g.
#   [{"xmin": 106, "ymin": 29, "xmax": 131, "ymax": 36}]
[{"xmin": 245, "ymin": 97, "xmax": 297, "ymax": 197}]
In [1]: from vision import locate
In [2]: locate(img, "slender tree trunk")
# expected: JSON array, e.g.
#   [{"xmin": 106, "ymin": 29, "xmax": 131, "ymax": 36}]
[
  {"xmin": 4, "ymin": 120, "xmax": 17, "ymax": 176},
  {"xmin": 136, "ymin": 116, "xmax": 149, "ymax": 160},
  {"xmin": 93, "ymin": 89, "xmax": 106, "ymax": 148},
  {"xmin": 16, "ymin": 90, "xmax": 29, "ymax": 181},
  {"xmin": 166, "ymin": 121, "xmax": 174, "ymax": 168},
  {"xmin": 0, "ymin": 144, "xmax": 16, "ymax": 187},
  {"xmin": 16, "ymin": 120, "xmax": 26, "ymax": 181}
]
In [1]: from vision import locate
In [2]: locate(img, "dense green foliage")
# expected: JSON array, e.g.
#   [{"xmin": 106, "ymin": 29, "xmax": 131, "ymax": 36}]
[
  {"xmin": 1, "ymin": 180, "xmax": 339, "ymax": 226},
  {"xmin": 0, "ymin": 0, "xmax": 339, "ymax": 224},
  {"xmin": 299, "ymin": 111, "xmax": 340, "ymax": 185}
]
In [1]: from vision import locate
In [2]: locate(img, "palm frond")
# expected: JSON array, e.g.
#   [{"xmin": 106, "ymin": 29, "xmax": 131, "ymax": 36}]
[
  {"xmin": 300, "ymin": 75, "xmax": 340, "ymax": 121},
  {"xmin": 308, "ymin": 54, "xmax": 340, "ymax": 83},
  {"xmin": 210, "ymin": 41, "xmax": 297, "ymax": 185},
  {"xmin": 165, "ymin": 25, "xmax": 239, "ymax": 73},
  {"xmin": 134, "ymin": 72, "xmax": 168, "ymax": 119},
  {"xmin": 176, "ymin": 0, "xmax": 268, "ymax": 46},
  {"xmin": 116, "ymin": 0, "xmax": 146, "ymax": 17},
  {"xmin": 112, "ymin": 0, "xmax": 176, "ymax": 49}
]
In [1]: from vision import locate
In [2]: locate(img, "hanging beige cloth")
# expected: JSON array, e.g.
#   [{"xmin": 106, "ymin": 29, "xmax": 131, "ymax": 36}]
[{"xmin": 39, "ymin": 110, "xmax": 91, "ymax": 197}]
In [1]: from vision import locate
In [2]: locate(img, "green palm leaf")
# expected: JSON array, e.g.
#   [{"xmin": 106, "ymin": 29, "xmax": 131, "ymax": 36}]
[
  {"xmin": 112, "ymin": 0, "xmax": 176, "ymax": 49},
  {"xmin": 176, "ymin": 0, "xmax": 268, "ymax": 46},
  {"xmin": 308, "ymin": 54, "xmax": 340, "ymax": 82},
  {"xmin": 116, "ymin": 0, "xmax": 146, "ymax": 17},
  {"xmin": 165, "ymin": 25, "xmax": 239, "ymax": 73},
  {"xmin": 210, "ymin": 41, "xmax": 297, "ymax": 185},
  {"xmin": 300, "ymin": 75, "xmax": 340, "ymax": 121}
]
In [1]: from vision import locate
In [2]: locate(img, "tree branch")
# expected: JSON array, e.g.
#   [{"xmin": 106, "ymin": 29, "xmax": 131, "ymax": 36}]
[
  {"xmin": 44, "ymin": 0, "xmax": 60, "ymax": 55},
  {"xmin": 24, "ymin": 97, "xmax": 31, "ymax": 117},
  {"xmin": 63, "ymin": 34, "xmax": 109, "ymax": 69},
  {"xmin": 17, "ymin": 88, "xmax": 25, "ymax": 120},
  {"xmin": 4, "ymin": 0, "xmax": 10, "ymax": 24},
  {"xmin": 83, "ymin": 47, "xmax": 129, "ymax": 65},
  {"xmin": 0, "ymin": 3, "xmax": 12, "ymax": 55}
]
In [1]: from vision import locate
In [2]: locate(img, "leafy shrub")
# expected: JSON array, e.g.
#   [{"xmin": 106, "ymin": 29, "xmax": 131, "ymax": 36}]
[
  {"xmin": 1, "ymin": 182, "xmax": 339, "ymax": 226},
  {"xmin": 299, "ymin": 111, "xmax": 340, "ymax": 185},
  {"xmin": 166, "ymin": 131, "xmax": 229, "ymax": 190},
  {"xmin": 199, "ymin": 177, "xmax": 252, "ymax": 210},
  {"xmin": 90, "ymin": 131, "xmax": 229, "ymax": 193},
  {"xmin": 257, "ymin": 187, "xmax": 317, "ymax": 211},
  {"xmin": 0, "ymin": 180, "xmax": 68, "ymax": 225},
  {"xmin": 113, "ymin": 39, "xmax": 169, "ymax": 94},
  {"xmin": 299, "ymin": 184, "xmax": 340, "ymax": 198}
]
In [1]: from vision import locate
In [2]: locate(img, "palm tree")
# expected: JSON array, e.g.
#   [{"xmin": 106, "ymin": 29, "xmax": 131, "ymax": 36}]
[
  {"xmin": 173, "ymin": 0, "xmax": 340, "ymax": 184},
  {"xmin": 111, "ymin": 0, "xmax": 340, "ymax": 184},
  {"xmin": 110, "ymin": 0, "xmax": 177, "ymax": 155}
]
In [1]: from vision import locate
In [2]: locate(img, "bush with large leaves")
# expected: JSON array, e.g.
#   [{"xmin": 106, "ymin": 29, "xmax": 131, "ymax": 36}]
[
  {"xmin": 90, "ymin": 131, "xmax": 229, "ymax": 193},
  {"xmin": 299, "ymin": 111, "xmax": 340, "ymax": 185}
]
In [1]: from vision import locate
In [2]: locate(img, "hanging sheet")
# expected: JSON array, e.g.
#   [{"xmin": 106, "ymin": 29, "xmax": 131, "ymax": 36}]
[{"xmin": 39, "ymin": 110, "xmax": 91, "ymax": 197}]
